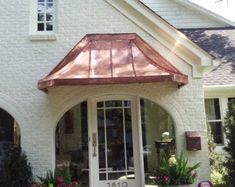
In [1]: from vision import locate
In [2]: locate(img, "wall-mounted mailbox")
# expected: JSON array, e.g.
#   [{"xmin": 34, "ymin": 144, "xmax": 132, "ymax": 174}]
[{"xmin": 185, "ymin": 131, "xmax": 201, "ymax": 151}]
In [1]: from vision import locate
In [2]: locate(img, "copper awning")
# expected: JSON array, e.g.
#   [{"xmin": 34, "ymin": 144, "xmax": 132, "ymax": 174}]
[{"xmin": 38, "ymin": 33, "xmax": 188, "ymax": 91}]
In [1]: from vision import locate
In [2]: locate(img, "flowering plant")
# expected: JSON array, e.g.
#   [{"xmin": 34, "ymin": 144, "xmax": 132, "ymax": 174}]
[
  {"xmin": 56, "ymin": 176, "xmax": 81, "ymax": 187},
  {"xmin": 155, "ymin": 152, "xmax": 200, "ymax": 185},
  {"xmin": 155, "ymin": 175, "xmax": 170, "ymax": 185},
  {"xmin": 162, "ymin": 132, "xmax": 170, "ymax": 140}
]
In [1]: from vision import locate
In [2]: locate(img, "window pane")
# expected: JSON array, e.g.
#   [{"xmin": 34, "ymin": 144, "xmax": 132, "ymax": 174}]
[
  {"xmin": 37, "ymin": 3, "xmax": 45, "ymax": 13},
  {"xmin": 106, "ymin": 109, "xmax": 125, "ymax": 171},
  {"xmin": 38, "ymin": 13, "xmax": 44, "ymax": 21},
  {"xmin": 125, "ymin": 108, "xmax": 134, "ymax": 169},
  {"xmin": 47, "ymin": 0, "xmax": 53, "ymax": 2},
  {"xmin": 37, "ymin": 23, "xmax": 44, "ymax": 31},
  {"xmin": 108, "ymin": 172, "xmax": 126, "ymax": 180},
  {"xmin": 38, "ymin": 0, "xmax": 44, "ymax": 3},
  {"xmin": 105, "ymin": 101, "xmax": 122, "ymax": 108},
  {"xmin": 46, "ymin": 13, "xmax": 53, "ymax": 21},
  {"xmin": 46, "ymin": 22, "xmax": 53, "ymax": 31},
  {"xmin": 46, "ymin": 3, "xmax": 53, "ymax": 12},
  {"xmin": 209, "ymin": 122, "xmax": 223, "ymax": 144},
  {"xmin": 228, "ymin": 98, "xmax": 235, "ymax": 103},
  {"xmin": 205, "ymin": 99, "xmax": 221, "ymax": 120},
  {"xmin": 124, "ymin": 100, "xmax": 131, "ymax": 107},
  {"xmin": 97, "ymin": 101, "xmax": 104, "ymax": 108}
]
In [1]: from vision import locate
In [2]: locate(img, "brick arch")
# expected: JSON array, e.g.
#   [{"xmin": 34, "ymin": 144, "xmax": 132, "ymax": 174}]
[
  {"xmin": 0, "ymin": 93, "xmax": 31, "ymax": 151},
  {"xmin": 50, "ymin": 84, "xmax": 189, "ymax": 151}
]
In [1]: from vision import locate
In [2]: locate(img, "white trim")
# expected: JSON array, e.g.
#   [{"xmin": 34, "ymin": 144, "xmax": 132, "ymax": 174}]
[
  {"xmin": 204, "ymin": 85, "xmax": 235, "ymax": 91},
  {"xmin": 29, "ymin": 0, "xmax": 57, "ymax": 41},
  {"xmin": 204, "ymin": 96, "xmax": 233, "ymax": 151},
  {"xmin": 90, "ymin": 96, "xmax": 142, "ymax": 187},
  {"xmin": 136, "ymin": 96, "xmax": 145, "ymax": 187},
  {"xmin": 205, "ymin": 98, "xmax": 225, "ymax": 145},
  {"xmin": 175, "ymin": 0, "xmax": 235, "ymax": 27},
  {"xmin": 105, "ymin": 0, "xmax": 217, "ymax": 78}
]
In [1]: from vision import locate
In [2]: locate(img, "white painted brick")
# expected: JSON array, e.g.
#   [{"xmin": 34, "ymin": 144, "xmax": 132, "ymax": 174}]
[
  {"xmin": 141, "ymin": 0, "xmax": 229, "ymax": 28},
  {"xmin": 0, "ymin": 0, "xmax": 210, "ymax": 182}
]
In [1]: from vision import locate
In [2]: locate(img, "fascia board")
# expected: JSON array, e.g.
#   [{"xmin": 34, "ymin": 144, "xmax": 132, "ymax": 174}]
[
  {"xmin": 204, "ymin": 85, "xmax": 235, "ymax": 91},
  {"xmin": 175, "ymin": 0, "xmax": 235, "ymax": 27},
  {"xmin": 105, "ymin": 0, "xmax": 215, "ymax": 78},
  {"xmin": 204, "ymin": 85, "xmax": 235, "ymax": 98}
]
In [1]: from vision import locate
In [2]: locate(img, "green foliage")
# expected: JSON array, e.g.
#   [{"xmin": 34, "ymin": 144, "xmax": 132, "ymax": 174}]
[
  {"xmin": 156, "ymin": 152, "xmax": 200, "ymax": 185},
  {"xmin": 207, "ymin": 124, "xmax": 216, "ymax": 152},
  {"xmin": 38, "ymin": 167, "xmax": 81, "ymax": 187},
  {"xmin": 207, "ymin": 124, "xmax": 227, "ymax": 187},
  {"xmin": 0, "ymin": 147, "xmax": 33, "ymax": 187},
  {"xmin": 223, "ymin": 98, "xmax": 235, "ymax": 186},
  {"xmin": 209, "ymin": 152, "xmax": 227, "ymax": 187},
  {"xmin": 37, "ymin": 170, "xmax": 55, "ymax": 186}
]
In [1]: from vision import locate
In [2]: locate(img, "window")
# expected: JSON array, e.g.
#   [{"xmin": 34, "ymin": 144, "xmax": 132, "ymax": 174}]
[
  {"xmin": 228, "ymin": 98, "xmax": 235, "ymax": 103},
  {"xmin": 37, "ymin": 0, "xmax": 54, "ymax": 31},
  {"xmin": 205, "ymin": 98, "xmax": 224, "ymax": 145}
]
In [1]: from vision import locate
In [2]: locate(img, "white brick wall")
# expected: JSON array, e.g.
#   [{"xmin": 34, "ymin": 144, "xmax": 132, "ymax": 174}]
[
  {"xmin": 141, "ymin": 0, "xmax": 229, "ymax": 28},
  {"xmin": 0, "ymin": 0, "xmax": 210, "ymax": 183}
]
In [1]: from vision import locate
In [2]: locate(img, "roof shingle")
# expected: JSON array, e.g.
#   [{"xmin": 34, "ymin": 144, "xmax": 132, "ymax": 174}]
[{"xmin": 181, "ymin": 28, "xmax": 235, "ymax": 86}]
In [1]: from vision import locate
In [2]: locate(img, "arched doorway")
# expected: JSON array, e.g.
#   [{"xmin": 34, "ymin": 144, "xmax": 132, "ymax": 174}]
[
  {"xmin": 55, "ymin": 101, "xmax": 89, "ymax": 186},
  {"xmin": 55, "ymin": 96, "xmax": 175, "ymax": 187},
  {"xmin": 140, "ymin": 98, "xmax": 175, "ymax": 185},
  {"xmin": 0, "ymin": 108, "xmax": 21, "ymax": 171}
]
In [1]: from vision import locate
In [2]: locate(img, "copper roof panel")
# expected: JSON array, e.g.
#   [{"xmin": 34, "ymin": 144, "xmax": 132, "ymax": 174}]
[
  {"xmin": 38, "ymin": 33, "xmax": 188, "ymax": 91},
  {"xmin": 112, "ymin": 40, "xmax": 135, "ymax": 77},
  {"xmin": 90, "ymin": 40, "xmax": 111, "ymax": 78}
]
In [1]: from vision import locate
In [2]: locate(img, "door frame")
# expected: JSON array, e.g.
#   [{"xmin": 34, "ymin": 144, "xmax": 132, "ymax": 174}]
[{"xmin": 87, "ymin": 95, "xmax": 145, "ymax": 187}]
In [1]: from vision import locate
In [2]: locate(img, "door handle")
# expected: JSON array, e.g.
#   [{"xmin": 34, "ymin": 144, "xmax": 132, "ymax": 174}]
[{"xmin": 92, "ymin": 133, "xmax": 97, "ymax": 157}]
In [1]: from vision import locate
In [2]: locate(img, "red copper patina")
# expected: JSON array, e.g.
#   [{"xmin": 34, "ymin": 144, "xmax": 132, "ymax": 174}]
[{"xmin": 38, "ymin": 33, "xmax": 188, "ymax": 92}]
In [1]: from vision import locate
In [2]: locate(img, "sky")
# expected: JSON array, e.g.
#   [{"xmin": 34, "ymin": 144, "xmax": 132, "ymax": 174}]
[{"xmin": 190, "ymin": 0, "xmax": 235, "ymax": 22}]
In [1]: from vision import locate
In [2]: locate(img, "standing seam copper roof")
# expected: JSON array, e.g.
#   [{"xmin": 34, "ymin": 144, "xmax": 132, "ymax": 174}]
[{"xmin": 38, "ymin": 33, "xmax": 188, "ymax": 91}]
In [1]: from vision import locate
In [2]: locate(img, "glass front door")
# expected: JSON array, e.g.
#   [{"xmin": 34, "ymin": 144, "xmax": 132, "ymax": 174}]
[{"xmin": 90, "ymin": 98, "xmax": 142, "ymax": 187}]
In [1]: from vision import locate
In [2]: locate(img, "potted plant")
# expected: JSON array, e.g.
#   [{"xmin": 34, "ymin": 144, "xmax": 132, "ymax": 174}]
[
  {"xmin": 154, "ymin": 152, "xmax": 200, "ymax": 187},
  {"xmin": 38, "ymin": 168, "xmax": 82, "ymax": 187}
]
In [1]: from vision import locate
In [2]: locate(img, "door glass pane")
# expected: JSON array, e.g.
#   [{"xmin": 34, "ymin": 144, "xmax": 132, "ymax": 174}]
[
  {"xmin": 97, "ymin": 101, "xmax": 104, "ymax": 108},
  {"xmin": 107, "ymin": 108, "xmax": 125, "ymax": 171},
  {"xmin": 105, "ymin": 100, "xmax": 122, "ymax": 108},
  {"xmin": 97, "ymin": 100, "xmax": 135, "ymax": 181},
  {"xmin": 56, "ymin": 102, "xmax": 89, "ymax": 187},
  {"xmin": 97, "ymin": 109, "xmax": 106, "ymax": 177}
]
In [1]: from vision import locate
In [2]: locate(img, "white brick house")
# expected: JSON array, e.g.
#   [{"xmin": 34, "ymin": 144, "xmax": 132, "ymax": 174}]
[
  {"xmin": 0, "ymin": 0, "xmax": 234, "ymax": 186},
  {"xmin": 142, "ymin": 0, "xmax": 235, "ymax": 150}
]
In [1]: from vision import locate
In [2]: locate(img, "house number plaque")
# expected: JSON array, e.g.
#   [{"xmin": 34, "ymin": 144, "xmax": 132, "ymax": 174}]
[{"xmin": 107, "ymin": 182, "xmax": 128, "ymax": 187}]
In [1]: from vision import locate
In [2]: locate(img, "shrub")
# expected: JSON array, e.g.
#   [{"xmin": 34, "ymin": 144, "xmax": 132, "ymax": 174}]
[
  {"xmin": 0, "ymin": 146, "xmax": 33, "ymax": 187},
  {"xmin": 224, "ymin": 98, "xmax": 235, "ymax": 186},
  {"xmin": 207, "ymin": 124, "xmax": 227, "ymax": 187}
]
